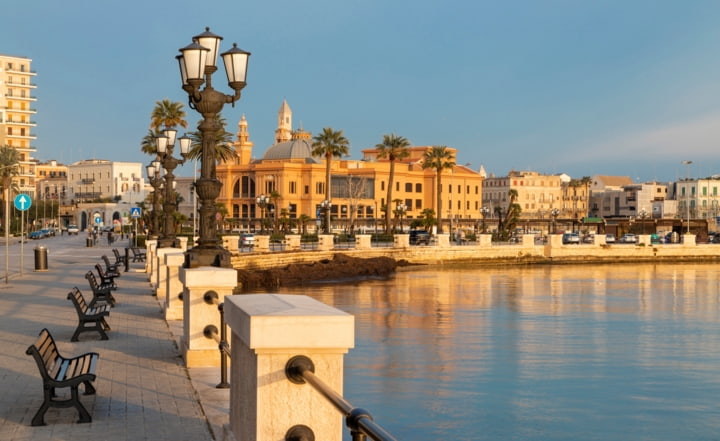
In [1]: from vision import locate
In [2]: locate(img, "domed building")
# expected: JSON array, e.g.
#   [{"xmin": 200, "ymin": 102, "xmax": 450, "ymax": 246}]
[{"xmin": 215, "ymin": 100, "xmax": 484, "ymax": 234}]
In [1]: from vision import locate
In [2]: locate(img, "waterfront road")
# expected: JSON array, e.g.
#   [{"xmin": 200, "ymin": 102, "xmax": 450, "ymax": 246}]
[{"xmin": 0, "ymin": 233, "xmax": 230, "ymax": 441}]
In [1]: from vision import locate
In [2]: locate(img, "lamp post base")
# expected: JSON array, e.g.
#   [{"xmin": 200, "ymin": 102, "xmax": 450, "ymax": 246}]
[{"xmin": 185, "ymin": 247, "xmax": 231, "ymax": 268}]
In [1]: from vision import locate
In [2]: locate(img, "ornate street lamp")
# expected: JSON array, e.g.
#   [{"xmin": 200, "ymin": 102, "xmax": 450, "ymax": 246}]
[
  {"xmin": 480, "ymin": 206, "xmax": 490, "ymax": 233},
  {"xmin": 320, "ymin": 199, "xmax": 332, "ymax": 234},
  {"xmin": 639, "ymin": 208, "xmax": 648, "ymax": 235},
  {"xmin": 155, "ymin": 128, "xmax": 191, "ymax": 248},
  {"xmin": 256, "ymin": 194, "xmax": 268, "ymax": 234},
  {"xmin": 177, "ymin": 27, "xmax": 251, "ymax": 267},
  {"xmin": 396, "ymin": 203, "xmax": 407, "ymax": 233},
  {"xmin": 551, "ymin": 208, "xmax": 560, "ymax": 234},
  {"xmin": 146, "ymin": 161, "xmax": 163, "ymax": 239}
]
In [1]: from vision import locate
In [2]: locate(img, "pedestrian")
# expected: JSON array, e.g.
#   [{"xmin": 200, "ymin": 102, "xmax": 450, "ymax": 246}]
[{"xmin": 107, "ymin": 230, "xmax": 113, "ymax": 245}]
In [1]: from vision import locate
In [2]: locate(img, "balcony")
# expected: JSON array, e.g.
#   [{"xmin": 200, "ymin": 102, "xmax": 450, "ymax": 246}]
[
  {"xmin": 6, "ymin": 133, "xmax": 37, "ymax": 140},
  {"xmin": 5, "ymin": 93, "xmax": 37, "ymax": 101},
  {"xmin": 4, "ymin": 107, "xmax": 37, "ymax": 114},
  {"xmin": 6, "ymin": 67, "xmax": 37, "ymax": 75},
  {"xmin": 80, "ymin": 178, "xmax": 96, "ymax": 185},
  {"xmin": 5, "ymin": 119, "xmax": 37, "ymax": 126},
  {"xmin": 5, "ymin": 80, "xmax": 37, "ymax": 88}
]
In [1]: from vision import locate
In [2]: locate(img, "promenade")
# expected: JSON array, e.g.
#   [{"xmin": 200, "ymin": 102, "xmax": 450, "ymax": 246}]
[{"xmin": 0, "ymin": 235, "xmax": 229, "ymax": 441}]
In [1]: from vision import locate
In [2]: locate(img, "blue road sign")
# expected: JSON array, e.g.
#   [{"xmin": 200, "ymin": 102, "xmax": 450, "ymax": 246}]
[
  {"xmin": 130, "ymin": 207, "xmax": 142, "ymax": 218},
  {"xmin": 94, "ymin": 216, "xmax": 102, "ymax": 225},
  {"xmin": 13, "ymin": 194, "xmax": 31, "ymax": 211}
]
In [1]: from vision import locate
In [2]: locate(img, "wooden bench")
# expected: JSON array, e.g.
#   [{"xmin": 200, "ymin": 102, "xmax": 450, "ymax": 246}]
[
  {"xmin": 85, "ymin": 271, "xmax": 116, "ymax": 307},
  {"xmin": 102, "ymin": 254, "xmax": 121, "ymax": 276},
  {"xmin": 112, "ymin": 248, "xmax": 128, "ymax": 267},
  {"xmin": 67, "ymin": 287, "xmax": 111, "ymax": 341},
  {"xmin": 130, "ymin": 246, "xmax": 146, "ymax": 262},
  {"xmin": 25, "ymin": 328, "xmax": 99, "ymax": 426},
  {"xmin": 95, "ymin": 262, "xmax": 118, "ymax": 290}
]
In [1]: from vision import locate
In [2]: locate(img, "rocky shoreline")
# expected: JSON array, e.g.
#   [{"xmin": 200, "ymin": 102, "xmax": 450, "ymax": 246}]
[{"xmin": 235, "ymin": 253, "xmax": 407, "ymax": 292}]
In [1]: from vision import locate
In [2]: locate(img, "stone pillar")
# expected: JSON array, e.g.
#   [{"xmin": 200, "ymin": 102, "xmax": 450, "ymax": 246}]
[
  {"xmin": 285, "ymin": 234, "xmax": 301, "ymax": 251},
  {"xmin": 393, "ymin": 234, "xmax": 409, "ymax": 248},
  {"xmin": 179, "ymin": 266, "xmax": 238, "ymax": 367},
  {"xmin": 224, "ymin": 294, "xmax": 354, "ymax": 441},
  {"xmin": 154, "ymin": 247, "xmax": 176, "ymax": 295},
  {"xmin": 318, "ymin": 234, "xmax": 334, "ymax": 251},
  {"xmin": 177, "ymin": 236, "xmax": 189, "ymax": 251},
  {"xmin": 164, "ymin": 251, "xmax": 185, "ymax": 321},
  {"xmin": 355, "ymin": 234, "xmax": 371, "ymax": 250},
  {"xmin": 435, "ymin": 233, "xmax": 450, "ymax": 247},
  {"xmin": 638, "ymin": 234, "xmax": 651, "ymax": 245},
  {"xmin": 682, "ymin": 233, "xmax": 696, "ymax": 246},
  {"xmin": 521, "ymin": 234, "xmax": 535, "ymax": 247},
  {"xmin": 146, "ymin": 240, "xmax": 157, "ymax": 278},
  {"xmin": 223, "ymin": 235, "xmax": 239, "ymax": 252},
  {"xmin": 255, "ymin": 235, "xmax": 270, "ymax": 252},
  {"xmin": 477, "ymin": 234, "xmax": 492, "ymax": 247}
]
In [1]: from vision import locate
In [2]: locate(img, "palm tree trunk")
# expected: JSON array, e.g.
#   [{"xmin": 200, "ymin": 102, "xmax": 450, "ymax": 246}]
[
  {"xmin": 385, "ymin": 161, "xmax": 395, "ymax": 233},
  {"xmin": 436, "ymin": 172, "xmax": 443, "ymax": 234}
]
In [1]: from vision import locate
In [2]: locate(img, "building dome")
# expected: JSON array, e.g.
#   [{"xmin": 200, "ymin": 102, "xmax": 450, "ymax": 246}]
[{"xmin": 261, "ymin": 130, "xmax": 320, "ymax": 163}]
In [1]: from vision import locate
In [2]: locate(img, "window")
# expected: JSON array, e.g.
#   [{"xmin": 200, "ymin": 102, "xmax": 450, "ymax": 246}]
[
  {"xmin": 304, "ymin": 185, "xmax": 309, "ymax": 194},
  {"xmin": 415, "ymin": 199, "xmax": 422, "ymax": 210},
  {"xmin": 405, "ymin": 183, "xmax": 412, "ymax": 192},
  {"xmin": 415, "ymin": 183, "xmax": 422, "ymax": 192},
  {"xmin": 289, "ymin": 181, "xmax": 297, "ymax": 194}
]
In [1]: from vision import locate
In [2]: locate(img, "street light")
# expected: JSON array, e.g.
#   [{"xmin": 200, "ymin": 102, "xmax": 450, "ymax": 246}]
[
  {"xmin": 146, "ymin": 161, "xmax": 163, "ymax": 239},
  {"xmin": 320, "ymin": 199, "xmax": 332, "ymax": 234},
  {"xmin": 396, "ymin": 203, "xmax": 407, "ymax": 233},
  {"xmin": 639, "ymin": 208, "xmax": 647, "ymax": 234},
  {"xmin": 256, "ymin": 194, "xmax": 268, "ymax": 234},
  {"xmin": 682, "ymin": 160, "xmax": 693, "ymax": 234},
  {"xmin": 178, "ymin": 27, "xmax": 251, "ymax": 267},
  {"xmin": 551, "ymin": 208, "xmax": 560, "ymax": 234},
  {"xmin": 480, "ymin": 206, "xmax": 490, "ymax": 233},
  {"xmin": 155, "ymin": 128, "xmax": 191, "ymax": 248}
]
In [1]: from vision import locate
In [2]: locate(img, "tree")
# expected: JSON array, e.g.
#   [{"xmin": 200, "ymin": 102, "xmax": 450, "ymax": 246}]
[
  {"xmin": 312, "ymin": 127, "xmax": 350, "ymax": 233},
  {"xmin": 422, "ymin": 145, "xmax": 455, "ymax": 234},
  {"xmin": 297, "ymin": 214, "xmax": 312, "ymax": 235},
  {"xmin": 495, "ymin": 189, "xmax": 522, "ymax": 241},
  {"xmin": 344, "ymin": 175, "xmax": 368, "ymax": 234},
  {"xmin": 150, "ymin": 99, "xmax": 187, "ymax": 131},
  {"xmin": 420, "ymin": 208, "xmax": 437, "ymax": 231},
  {"xmin": 186, "ymin": 115, "xmax": 237, "ymax": 163},
  {"xmin": 0, "ymin": 146, "xmax": 20, "ymax": 235},
  {"xmin": 376, "ymin": 133, "xmax": 410, "ymax": 233}
]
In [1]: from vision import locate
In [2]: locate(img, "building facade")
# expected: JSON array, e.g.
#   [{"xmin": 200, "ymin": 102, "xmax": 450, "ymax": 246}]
[
  {"xmin": 67, "ymin": 159, "xmax": 145, "ymax": 204},
  {"xmin": 0, "ymin": 54, "xmax": 38, "ymax": 196},
  {"xmin": 215, "ymin": 101, "xmax": 484, "ymax": 233}
]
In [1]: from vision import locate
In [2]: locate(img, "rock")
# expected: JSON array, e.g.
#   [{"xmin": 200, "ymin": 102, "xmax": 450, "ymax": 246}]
[{"xmin": 236, "ymin": 253, "xmax": 402, "ymax": 292}]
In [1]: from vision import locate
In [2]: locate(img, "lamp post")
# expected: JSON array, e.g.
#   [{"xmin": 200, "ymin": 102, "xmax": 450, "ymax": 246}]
[
  {"xmin": 396, "ymin": 203, "xmax": 407, "ymax": 233},
  {"xmin": 480, "ymin": 206, "xmax": 489, "ymax": 233},
  {"xmin": 682, "ymin": 160, "xmax": 693, "ymax": 234},
  {"xmin": 551, "ymin": 208, "xmax": 560, "ymax": 234},
  {"xmin": 155, "ymin": 128, "xmax": 190, "ymax": 248},
  {"xmin": 321, "ymin": 199, "xmax": 332, "ymax": 234},
  {"xmin": 146, "ymin": 161, "xmax": 163, "ymax": 239},
  {"xmin": 177, "ymin": 27, "xmax": 251, "ymax": 267},
  {"xmin": 256, "ymin": 194, "xmax": 268, "ymax": 234},
  {"xmin": 639, "ymin": 208, "xmax": 647, "ymax": 234}
]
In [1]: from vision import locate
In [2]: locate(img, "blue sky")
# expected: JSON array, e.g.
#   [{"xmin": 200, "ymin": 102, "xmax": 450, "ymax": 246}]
[{"xmin": 4, "ymin": 0, "xmax": 720, "ymax": 182}]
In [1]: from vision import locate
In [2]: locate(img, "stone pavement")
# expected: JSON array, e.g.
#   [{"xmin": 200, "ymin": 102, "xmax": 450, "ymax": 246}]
[{"xmin": 0, "ymin": 236, "xmax": 230, "ymax": 441}]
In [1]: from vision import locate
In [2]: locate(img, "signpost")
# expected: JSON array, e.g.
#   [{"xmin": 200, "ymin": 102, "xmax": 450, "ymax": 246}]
[
  {"xmin": 130, "ymin": 207, "xmax": 141, "ymax": 247},
  {"xmin": 13, "ymin": 194, "xmax": 31, "ymax": 277}
]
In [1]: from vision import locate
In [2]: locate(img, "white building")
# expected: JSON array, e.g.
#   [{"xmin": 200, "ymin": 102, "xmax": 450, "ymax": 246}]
[{"xmin": 67, "ymin": 159, "xmax": 145, "ymax": 204}]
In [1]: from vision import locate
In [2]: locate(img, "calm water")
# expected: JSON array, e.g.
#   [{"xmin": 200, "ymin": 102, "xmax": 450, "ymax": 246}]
[{"xmin": 279, "ymin": 263, "xmax": 720, "ymax": 441}]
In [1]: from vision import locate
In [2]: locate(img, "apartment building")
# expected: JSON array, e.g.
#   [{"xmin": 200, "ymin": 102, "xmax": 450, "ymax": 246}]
[
  {"xmin": 67, "ymin": 159, "xmax": 145, "ymax": 204},
  {"xmin": 0, "ymin": 54, "xmax": 37, "ymax": 196}
]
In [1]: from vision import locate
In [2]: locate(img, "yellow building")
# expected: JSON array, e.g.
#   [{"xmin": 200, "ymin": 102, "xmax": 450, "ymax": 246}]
[
  {"xmin": 216, "ymin": 101, "xmax": 483, "ymax": 233},
  {"xmin": 0, "ymin": 54, "xmax": 37, "ymax": 196}
]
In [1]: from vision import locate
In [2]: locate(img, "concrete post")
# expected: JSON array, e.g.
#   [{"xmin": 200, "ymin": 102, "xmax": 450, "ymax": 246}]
[
  {"xmin": 521, "ymin": 234, "xmax": 534, "ymax": 247},
  {"xmin": 154, "ymin": 247, "xmax": 176, "ymax": 296},
  {"xmin": 224, "ymin": 294, "xmax": 354, "ymax": 441},
  {"xmin": 477, "ymin": 234, "xmax": 492, "ymax": 247},
  {"xmin": 146, "ymin": 240, "xmax": 157, "ymax": 278},
  {"xmin": 285, "ymin": 234, "xmax": 301, "ymax": 251},
  {"xmin": 164, "ymin": 251, "xmax": 185, "ymax": 320},
  {"xmin": 223, "ymin": 235, "xmax": 239, "ymax": 252},
  {"xmin": 255, "ymin": 235, "xmax": 270, "ymax": 252},
  {"xmin": 355, "ymin": 234, "xmax": 371, "ymax": 250},
  {"xmin": 435, "ymin": 233, "xmax": 450, "ymax": 247},
  {"xmin": 318, "ymin": 234, "xmax": 334, "ymax": 251},
  {"xmin": 179, "ymin": 266, "xmax": 238, "ymax": 367},
  {"xmin": 683, "ymin": 233, "xmax": 696, "ymax": 246},
  {"xmin": 177, "ymin": 236, "xmax": 189, "ymax": 251},
  {"xmin": 393, "ymin": 233, "xmax": 409, "ymax": 248}
]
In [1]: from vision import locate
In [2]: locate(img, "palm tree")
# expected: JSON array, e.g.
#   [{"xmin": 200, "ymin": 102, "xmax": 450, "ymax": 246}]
[
  {"xmin": 376, "ymin": 133, "xmax": 410, "ymax": 233},
  {"xmin": 150, "ymin": 99, "xmax": 187, "ymax": 131},
  {"xmin": 0, "ymin": 146, "xmax": 20, "ymax": 237},
  {"xmin": 422, "ymin": 145, "xmax": 455, "ymax": 234},
  {"xmin": 311, "ymin": 127, "xmax": 350, "ymax": 233},
  {"xmin": 186, "ymin": 115, "xmax": 237, "ymax": 162}
]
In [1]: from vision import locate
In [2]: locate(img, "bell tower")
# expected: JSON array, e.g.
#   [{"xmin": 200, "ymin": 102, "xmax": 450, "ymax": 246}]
[{"xmin": 274, "ymin": 99, "xmax": 292, "ymax": 144}]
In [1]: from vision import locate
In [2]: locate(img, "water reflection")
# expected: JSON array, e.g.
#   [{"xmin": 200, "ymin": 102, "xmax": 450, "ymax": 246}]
[{"xmin": 278, "ymin": 263, "xmax": 720, "ymax": 441}]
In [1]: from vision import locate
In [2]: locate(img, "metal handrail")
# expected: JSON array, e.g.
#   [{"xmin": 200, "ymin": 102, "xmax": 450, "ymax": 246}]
[
  {"xmin": 202, "ymin": 293, "xmax": 230, "ymax": 389},
  {"xmin": 286, "ymin": 355, "xmax": 398, "ymax": 441}
]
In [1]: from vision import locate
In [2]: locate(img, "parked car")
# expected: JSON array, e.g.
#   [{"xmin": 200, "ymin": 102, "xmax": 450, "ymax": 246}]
[
  {"xmin": 582, "ymin": 234, "xmax": 595, "ymax": 244},
  {"xmin": 28, "ymin": 229, "xmax": 46, "ymax": 239},
  {"xmin": 562, "ymin": 232, "xmax": 580, "ymax": 244},
  {"xmin": 620, "ymin": 234, "xmax": 638, "ymax": 243},
  {"xmin": 67, "ymin": 224, "xmax": 80, "ymax": 235},
  {"xmin": 239, "ymin": 233, "xmax": 255, "ymax": 247},
  {"xmin": 605, "ymin": 234, "xmax": 616, "ymax": 244},
  {"xmin": 409, "ymin": 229, "xmax": 431, "ymax": 245}
]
